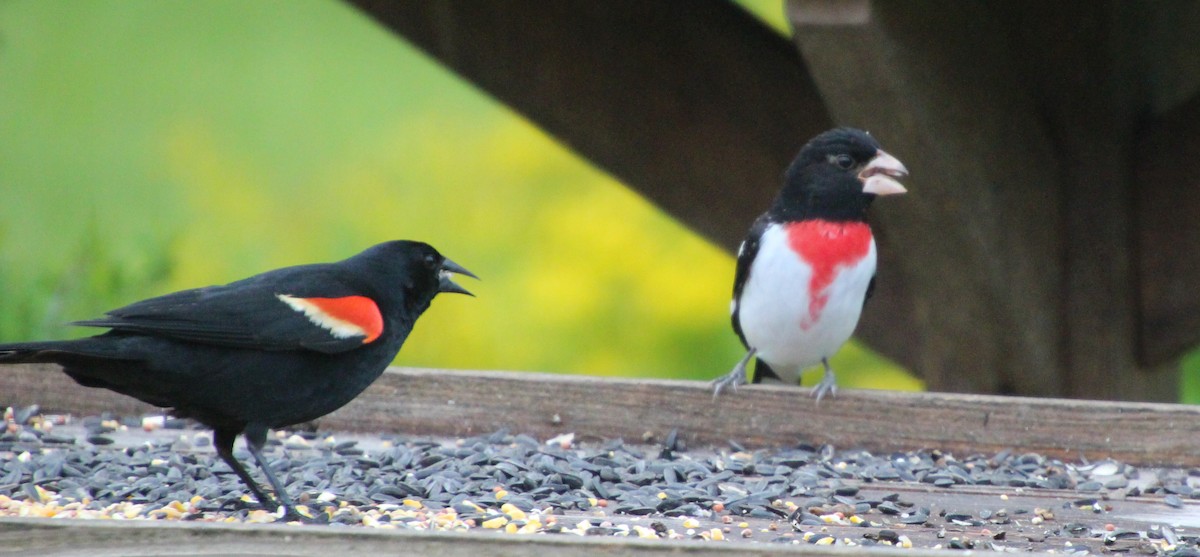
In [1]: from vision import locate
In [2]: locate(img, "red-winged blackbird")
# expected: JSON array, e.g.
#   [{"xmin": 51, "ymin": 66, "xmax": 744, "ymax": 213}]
[
  {"xmin": 713, "ymin": 128, "xmax": 908, "ymax": 401},
  {"xmin": 0, "ymin": 240, "xmax": 475, "ymax": 520}
]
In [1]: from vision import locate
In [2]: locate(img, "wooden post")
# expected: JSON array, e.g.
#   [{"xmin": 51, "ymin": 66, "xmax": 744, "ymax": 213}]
[
  {"xmin": 990, "ymin": 1, "xmax": 1177, "ymax": 400},
  {"xmin": 342, "ymin": 0, "xmax": 1200, "ymax": 398},
  {"xmin": 1135, "ymin": 95, "xmax": 1200, "ymax": 366},
  {"xmin": 788, "ymin": 0, "xmax": 1065, "ymax": 396},
  {"xmin": 347, "ymin": 0, "xmax": 832, "ymax": 250}
]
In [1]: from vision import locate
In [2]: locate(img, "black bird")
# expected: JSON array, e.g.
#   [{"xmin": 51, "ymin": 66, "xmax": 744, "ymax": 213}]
[
  {"xmin": 0, "ymin": 240, "xmax": 475, "ymax": 520},
  {"xmin": 712, "ymin": 128, "xmax": 908, "ymax": 401}
]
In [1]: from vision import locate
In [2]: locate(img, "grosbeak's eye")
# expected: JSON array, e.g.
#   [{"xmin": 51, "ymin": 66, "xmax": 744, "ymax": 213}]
[{"xmin": 834, "ymin": 154, "xmax": 854, "ymax": 169}]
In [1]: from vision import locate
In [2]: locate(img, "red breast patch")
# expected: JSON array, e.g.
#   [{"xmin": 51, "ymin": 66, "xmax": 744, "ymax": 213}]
[
  {"xmin": 785, "ymin": 220, "xmax": 873, "ymax": 330},
  {"xmin": 277, "ymin": 294, "xmax": 384, "ymax": 343}
]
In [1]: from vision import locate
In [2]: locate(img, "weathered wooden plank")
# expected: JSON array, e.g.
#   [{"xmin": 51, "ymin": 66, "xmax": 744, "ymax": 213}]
[
  {"xmin": 0, "ymin": 516, "xmax": 960, "ymax": 556},
  {"xmin": 4, "ymin": 364, "xmax": 1200, "ymax": 467}
]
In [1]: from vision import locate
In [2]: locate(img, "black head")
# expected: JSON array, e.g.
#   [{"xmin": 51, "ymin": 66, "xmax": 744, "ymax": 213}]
[
  {"xmin": 773, "ymin": 127, "xmax": 908, "ymax": 221},
  {"xmin": 341, "ymin": 240, "xmax": 477, "ymax": 315}
]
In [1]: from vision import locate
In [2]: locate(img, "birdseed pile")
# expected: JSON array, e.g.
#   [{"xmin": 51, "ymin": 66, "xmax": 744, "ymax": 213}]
[{"xmin": 1, "ymin": 405, "xmax": 1198, "ymax": 554}]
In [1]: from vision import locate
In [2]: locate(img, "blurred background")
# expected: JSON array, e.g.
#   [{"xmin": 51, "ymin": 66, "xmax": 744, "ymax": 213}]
[{"xmin": 0, "ymin": 1, "xmax": 923, "ymax": 390}]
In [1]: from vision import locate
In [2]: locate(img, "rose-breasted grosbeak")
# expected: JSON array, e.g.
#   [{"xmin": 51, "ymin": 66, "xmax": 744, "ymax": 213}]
[{"xmin": 713, "ymin": 127, "xmax": 908, "ymax": 401}]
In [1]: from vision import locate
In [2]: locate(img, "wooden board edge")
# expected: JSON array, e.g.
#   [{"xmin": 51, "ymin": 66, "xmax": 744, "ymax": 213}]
[
  {"xmin": 3, "ymin": 364, "xmax": 1200, "ymax": 466},
  {"xmin": 0, "ymin": 516, "xmax": 1052, "ymax": 557}
]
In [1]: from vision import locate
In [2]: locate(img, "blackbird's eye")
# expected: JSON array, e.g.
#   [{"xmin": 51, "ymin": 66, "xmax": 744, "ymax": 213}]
[
  {"xmin": 423, "ymin": 253, "xmax": 437, "ymax": 268},
  {"xmin": 833, "ymin": 154, "xmax": 854, "ymax": 169}
]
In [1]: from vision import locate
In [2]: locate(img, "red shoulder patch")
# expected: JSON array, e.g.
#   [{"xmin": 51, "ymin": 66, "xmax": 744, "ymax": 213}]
[
  {"xmin": 786, "ymin": 220, "xmax": 873, "ymax": 330},
  {"xmin": 277, "ymin": 295, "xmax": 384, "ymax": 343}
]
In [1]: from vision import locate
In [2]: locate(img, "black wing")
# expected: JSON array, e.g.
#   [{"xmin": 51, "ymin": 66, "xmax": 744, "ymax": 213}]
[
  {"xmin": 730, "ymin": 216, "xmax": 786, "ymax": 384},
  {"xmin": 730, "ymin": 215, "xmax": 770, "ymax": 349},
  {"xmin": 73, "ymin": 266, "xmax": 372, "ymax": 354}
]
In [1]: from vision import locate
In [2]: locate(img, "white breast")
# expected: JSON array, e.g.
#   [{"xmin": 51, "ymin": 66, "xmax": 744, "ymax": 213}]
[{"xmin": 735, "ymin": 223, "xmax": 876, "ymax": 383}]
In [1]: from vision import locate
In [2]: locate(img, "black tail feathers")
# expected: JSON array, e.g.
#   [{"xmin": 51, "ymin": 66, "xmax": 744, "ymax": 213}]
[{"xmin": 0, "ymin": 341, "xmax": 78, "ymax": 364}]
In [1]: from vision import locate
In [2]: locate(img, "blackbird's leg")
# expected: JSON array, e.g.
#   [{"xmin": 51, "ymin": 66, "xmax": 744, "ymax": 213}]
[
  {"xmin": 213, "ymin": 427, "xmax": 278, "ymax": 511},
  {"xmin": 242, "ymin": 423, "xmax": 309, "ymax": 522}
]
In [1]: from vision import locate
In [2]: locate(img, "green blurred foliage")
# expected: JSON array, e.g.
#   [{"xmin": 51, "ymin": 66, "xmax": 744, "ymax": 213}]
[
  {"xmin": 1182, "ymin": 351, "xmax": 1200, "ymax": 404},
  {"xmin": 0, "ymin": 0, "xmax": 920, "ymax": 391},
  {"xmin": 735, "ymin": 0, "xmax": 792, "ymax": 33}
]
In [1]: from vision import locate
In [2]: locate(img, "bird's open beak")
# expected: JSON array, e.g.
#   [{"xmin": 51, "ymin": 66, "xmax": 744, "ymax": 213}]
[
  {"xmin": 438, "ymin": 258, "xmax": 478, "ymax": 296},
  {"xmin": 860, "ymin": 149, "xmax": 909, "ymax": 196}
]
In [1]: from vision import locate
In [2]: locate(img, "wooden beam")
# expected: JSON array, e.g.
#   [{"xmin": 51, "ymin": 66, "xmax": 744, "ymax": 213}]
[
  {"xmin": 346, "ymin": 0, "xmax": 832, "ymax": 252},
  {"xmin": 786, "ymin": 0, "xmax": 1065, "ymax": 396},
  {"xmin": 1135, "ymin": 92, "xmax": 1200, "ymax": 365},
  {"xmin": 991, "ymin": 1, "xmax": 1177, "ymax": 400},
  {"xmin": 1133, "ymin": 2, "xmax": 1200, "ymax": 115},
  {"xmin": 4, "ymin": 365, "xmax": 1200, "ymax": 467},
  {"xmin": 0, "ymin": 516, "xmax": 923, "ymax": 556},
  {"xmin": 340, "ymin": 0, "xmax": 1199, "ymax": 399}
]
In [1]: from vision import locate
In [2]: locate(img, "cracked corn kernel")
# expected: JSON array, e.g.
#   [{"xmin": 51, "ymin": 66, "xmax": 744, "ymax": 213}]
[
  {"xmin": 634, "ymin": 526, "xmax": 658, "ymax": 539},
  {"xmin": 517, "ymin": 520, "xmax": 542, "ymax": 534},
  {"xmin": 482, "ymin": 516, "xmax": 508, "ymax": 529},
  {"xmin": 501, "ymin": 503, "xmax": 526, "ymax": 520}
]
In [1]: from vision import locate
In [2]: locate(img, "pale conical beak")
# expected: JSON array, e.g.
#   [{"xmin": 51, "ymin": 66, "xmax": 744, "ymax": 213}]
[
  {"xmin": 860, "ymin": 149, "xmax": 909, "ymax": 196},
  {"xmin": 438, "ymin": 257, "xmax": 478, "ymax": 296}
]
